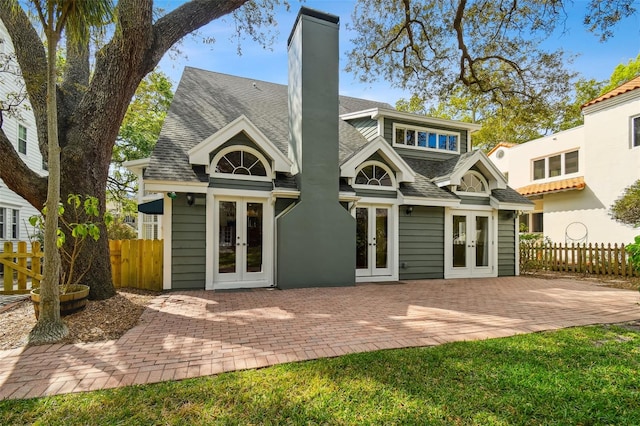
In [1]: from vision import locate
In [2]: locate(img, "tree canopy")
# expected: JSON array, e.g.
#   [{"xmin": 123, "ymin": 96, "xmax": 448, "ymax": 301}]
[{"xmin": 349, "ymin": 0, "xmax": 637, "ymax": 127}]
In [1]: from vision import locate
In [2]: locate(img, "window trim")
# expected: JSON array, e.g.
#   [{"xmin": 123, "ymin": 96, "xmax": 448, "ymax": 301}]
[
  {"xmin": 210, "ymin": 146, "xmax": 272, "ymax": 182},
  {"xmin": 454, "ymin": 170, "xmax": 490, "ymax": 197},
  {"xmin": 11, "ymin": 209, "xmax": 19, "ymax": 239},
  {"xmin": 392, "ymin": 122, "xmax": 461, "ymax": 154},
  {"xmin": 531, "ymin": 149, "xmax": 580, "ymax": 181},
  {"xmin": 17, "ymin": 124, "xmax": 27, "ymax": 155},
  {"xmin": 0, "ymin": 207, "xmax": 5, "ymax": 239},
  {"xmin": 632, "ymin": 115, "xmax": 640, "ymax": 148},
  {"xmin": 352, "ymin": 160, "xmax": 397, "ymax": 190}
]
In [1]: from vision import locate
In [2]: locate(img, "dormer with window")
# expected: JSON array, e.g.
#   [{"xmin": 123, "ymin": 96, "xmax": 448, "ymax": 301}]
[{"xmin": 393, "ymin": 123, "xmax": 460, "ymax": 153}]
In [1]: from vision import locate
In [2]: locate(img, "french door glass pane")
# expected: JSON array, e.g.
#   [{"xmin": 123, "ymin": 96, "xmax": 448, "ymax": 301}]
[
  {"xmin": 453, "ymin": 215, "xmax": 466, "ymax": 267},
  {"xmin": 356, "ymin": 208, "xmax": 368, "ymax": 269},
  {"xmin": 219, "ymin": 201, "xmax": 237, "ymax": 273},
  {"xmin": 375, "ymin": 208, "xmax": 388, "ymax": 269},
  {"xmin": 475, "ymin": 216, "xmax": 489, "ymax": 267},
  {"xmin": 246, "ymin": 202, "xmax": 263, "ymax": 273}
]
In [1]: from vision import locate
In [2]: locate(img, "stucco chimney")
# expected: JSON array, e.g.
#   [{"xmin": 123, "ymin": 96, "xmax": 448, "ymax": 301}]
[{"xmin": 276, "ymin": 7, "xmax": 356, "ymax": 289}]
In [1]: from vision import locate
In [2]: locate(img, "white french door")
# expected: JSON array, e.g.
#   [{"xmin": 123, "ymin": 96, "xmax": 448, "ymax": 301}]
[
  {"xmin": 445, "ymin": 209, "xmax": 496, "ymax": 278},
  {"xmin": 214, "ymin": 197, "xmax": 270, "ymax": 289},
  {"xmin": 356, "ymin": 205, "xmax": 392, "ymax": 278}
]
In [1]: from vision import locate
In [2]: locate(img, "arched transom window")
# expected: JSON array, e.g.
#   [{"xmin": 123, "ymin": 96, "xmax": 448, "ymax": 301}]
[
  {"xmin": 354, "ymin": 162, "xmax": 395, "ymax": 187},
  {"xmin": 214, "ymin": 148, "xmax": 268, "ymax": 177},
  {"xmin": 458, "ymin": 171, "xmax": 488, "ymax": 194}
]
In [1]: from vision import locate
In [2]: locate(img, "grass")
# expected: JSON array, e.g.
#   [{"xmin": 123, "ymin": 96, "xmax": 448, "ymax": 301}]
[{"xmin": 1, "ymin": 324, "xmax": 639, "ymax": 425}]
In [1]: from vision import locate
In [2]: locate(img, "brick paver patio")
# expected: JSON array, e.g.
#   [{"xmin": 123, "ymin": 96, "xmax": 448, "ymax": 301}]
[{"xmin": 1, "ymin": 276, "xmax": 639, "ymax": 400}]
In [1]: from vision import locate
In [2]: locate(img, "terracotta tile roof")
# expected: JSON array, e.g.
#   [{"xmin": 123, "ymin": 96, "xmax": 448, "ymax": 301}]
[
  {"xmin": 582, "ymin": 75, "xmax": 640, "ymax": 108},
  {"xmin": 517, "ymin": 176, "xmax": 585, "ymax": 196},
  {"xmin": 487, "ymin": 142, "xmax": 517, "ymax": 156}
]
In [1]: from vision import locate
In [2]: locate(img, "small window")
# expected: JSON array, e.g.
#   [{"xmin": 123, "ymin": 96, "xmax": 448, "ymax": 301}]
[
  {"xmin": 565, "ymin": 151, "xmax": 579, "ymax": 174},
  {"xmin": 215, "ymin": 150, "xmax": 267, "ymax": 177},
  {"xmin": 0, "ymin": 208, "xmax": 5, "ymax": 239},
  {"xmin": 355, "ymin": 164, "xmax": 393, "ymax": 187},
  {"xmin": 11, "ymin": 209, "xmax": 19, "ymax": 239},
  {"xmin": 458, "ymin": 171, "xmax": 488, "ymax": 194},
  {"xmin": 393, "ymin": 123, "xmax": 460, "ymax": 153},
  {"xmin": 549, "ymin": 155, "xmax": 561, "ymax": 177},
  {"xmin": 533, "ymin": 159, "xmax": 545, "ymax": 180},
  {"xmin": 142, "ymin": 214, "xmax": 159, "ymax": 240},
  {"xmin": 633, "ymin": 116, "xmax": 640, "ymax": 148},
  {"xmin": 18, "ymin": 124, "xmax": 27, "ymax": 154}
]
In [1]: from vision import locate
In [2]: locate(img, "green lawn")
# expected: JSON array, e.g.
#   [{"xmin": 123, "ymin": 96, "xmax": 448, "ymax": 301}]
[{"xmin": 2, "ymin": 324, "xmax": 639, "ymax": 425}]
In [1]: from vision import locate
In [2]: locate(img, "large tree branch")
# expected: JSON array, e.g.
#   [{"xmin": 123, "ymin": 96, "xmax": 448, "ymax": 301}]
[
  {"xmin": 0, "ymin": 1, "xmax": 49, "ymax": 159},
  {"xmin": 148, "ymin": 0, "xmax": 251, "ymax": 71},
  {"xmin": 0, "ymin": 130, "xmax": 47, "ymax": 210}
]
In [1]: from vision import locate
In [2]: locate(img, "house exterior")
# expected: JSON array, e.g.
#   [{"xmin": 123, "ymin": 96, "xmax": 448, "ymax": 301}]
[
  {"xmin": 131, "ymin": 7, "xmax": 532, "ymax": 291},
  {"xmin": 489, "ymin": 76, "xmax": 640, "ymax": 244},
  {"xmin": 0, "ymin": 20, "xmax": 44, "ymax": 249}
]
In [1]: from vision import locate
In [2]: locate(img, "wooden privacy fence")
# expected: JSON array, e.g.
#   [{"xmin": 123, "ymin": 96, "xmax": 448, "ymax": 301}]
[
  {"xmin": 0, "ymin": 241, "xmax": 43, "ymax": 294},
  {"xmin": 0, "ymin": 240, "xmax": 162, "ymax": 294},
  {"xmin": 520, "ymin": 242, "xmax": 640, "ymax": 277},
  {"xmin": 109, "ymin": 239, "xmax": 163, "ymax": 291}
]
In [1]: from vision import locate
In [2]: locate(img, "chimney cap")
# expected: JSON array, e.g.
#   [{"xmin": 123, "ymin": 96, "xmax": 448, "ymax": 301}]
[{"xmin": 288, "ymin": 7, "xmax": 339, "ymax": 46}]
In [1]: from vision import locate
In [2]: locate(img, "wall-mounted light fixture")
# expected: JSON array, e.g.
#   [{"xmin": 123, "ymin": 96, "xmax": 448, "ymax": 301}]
[
  {"xmin": 167, "ymin": 192, "xmax": 177, "ymax": 199},
  {"xmin": 186, "ymin": 193, "xmax": 195, "ymax": 206},
  {"xmin": 405, "ymin": 206, "xmax": 413, "ymax": 216}
]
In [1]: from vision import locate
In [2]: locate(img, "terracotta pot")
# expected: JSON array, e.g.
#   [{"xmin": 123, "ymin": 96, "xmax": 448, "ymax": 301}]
[{"xmin": 30, "ymin": 284, "xmax": 90, "ymax": 319}]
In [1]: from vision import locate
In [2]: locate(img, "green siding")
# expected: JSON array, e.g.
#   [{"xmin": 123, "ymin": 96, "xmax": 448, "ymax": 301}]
[
  {"xmin": 209, "ymin": 177, "xmax": 273, "ymax": 191},
  {"xmin": 498, "ymin": 211, "xmax": 516, "ymax": 276},
  {"xmin": 355, "ymin": 189, "xmax": 397, "ymax": 199},
  {"xmin": 459, "ymin": 195, "xmax": 491, "ymax": 206},
  {"xmin": 348, "ymin": 117, "xmax": 378, "ymax": 141},
  {"xmin": 399, "ymin": 206, "xmax": 445, "ymax": 279},
  {"xmin": 172, "ymin": 193, "xmax": 206, "ymax": 289}
]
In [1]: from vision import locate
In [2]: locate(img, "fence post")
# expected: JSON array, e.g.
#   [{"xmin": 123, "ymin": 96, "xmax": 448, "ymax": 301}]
[
  {"xmin": 32, "ymin": 242, "xmax": 42, "ymax": 288},
  {"xmin": 17, "ymin": 241, "xmax": 27, "ymax": 291},
  {"xmin": 3, "ymin": 242, "xmax": 14, "ymax": 292}
]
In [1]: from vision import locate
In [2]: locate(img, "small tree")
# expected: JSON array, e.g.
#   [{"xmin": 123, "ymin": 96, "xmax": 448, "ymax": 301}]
[{"xmin": 610, "ymin": 179, "xmax": 640, "ymax": 227}]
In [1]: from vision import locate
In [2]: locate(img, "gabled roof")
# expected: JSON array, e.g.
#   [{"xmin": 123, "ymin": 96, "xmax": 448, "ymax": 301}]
[
  {"xmin": 145, "ymin": 67, "xmax": 391, "ymax": 182},
  {"xmin": 487, "ymin": 142, "xmax": 517, "ymax": 157},
  {"xmin": 582, "ymin": 75, "xmax": 640, "ymax": 108}
]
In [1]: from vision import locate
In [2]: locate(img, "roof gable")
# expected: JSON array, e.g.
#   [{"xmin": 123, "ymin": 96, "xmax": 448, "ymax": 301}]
[
  {"xmin": 582, "ymin": 75, "xmax": 640, "ymax": 108},
  {"xmin": 340, "ymin": 136, "xmax": 415, "ymax": 183},
  {"xmin": 432, "ymin": 150, "xmax": 507, "ymax": 190}
]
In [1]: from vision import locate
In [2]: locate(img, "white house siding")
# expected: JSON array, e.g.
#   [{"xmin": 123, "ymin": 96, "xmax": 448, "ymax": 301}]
[
  {"xmin": 0, "ymin": 20, "xmax": 46, "ymax": 250},
  {"xmin": 489, "ymin": 87, "xmax": 640, "ymax": 246}
]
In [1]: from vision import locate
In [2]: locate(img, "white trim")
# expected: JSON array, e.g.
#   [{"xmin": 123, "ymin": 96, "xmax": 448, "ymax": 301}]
[
  {"xmin": 339, "ymin": 192, "xmax": 360, "ymax": 203},
  {"xmin": 582, "ymin": 88, "xmax": 640, "ymax": 115},
  {"xmin": 209, "ymin": 188, "xmax": 273, "ymax": 198},
  {"xmin": 210, "ymin": 145, "xmax": 273, "ymax": 181},
  {"xmin": 444, "ymin": 208, "xmax": 498, "ymax": 279},
  {"xmin": 490, "ymin": 197, "xmax": 535, "ymax": 211},
  {"xmin": 123, "ymin": 157, "xmax": 150, "ymax": 175},
  {"xmin": 188, "ymin": 115, "xmax": 291, "ymax": 173},
  {"xmin": 272, "ymin": 189, "xmax": 300, "ymax": 199},
  {"xmin": 340, "ymin": 136, "xmax": 416, "ymax": 183},
  {"xmin": 392, "ymin": 122, "xmax": 462, "ymax": 154},
  {"xmin": 339, "ymin": 107, "xmax": 482, "ymax": 132},
  {"xmin": 515, "ymin": 215, "xmax": 520, "ymax": 276},
  {"xmin": 162, "ymin": 194, "xmax": 172, "ymax": 290},
  {"xmin": 433, "ymin": 149, "xmax": 507, "ymax": 190},
  {"xmin": 210, "ymin": 195, "xmax": 274, "ymax": 290},
  {"xmin": 454, "ymin": 170, "xmax": 490, "ymax": 196},
  {"xmin": 353, "ymin": 202, "xmax": 399, "ymax": 282},
  {"xmin": 352, "ymin": 160, "xmax": 397, "ymax": 190}
]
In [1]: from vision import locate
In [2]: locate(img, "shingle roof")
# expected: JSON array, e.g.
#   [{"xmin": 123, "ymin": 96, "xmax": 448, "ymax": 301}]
[
  {"xmin": 145, "ymin": 67, "xmax": 391, "ymax": 182},
  {"xmin": 582, "ymin": 75, "xmax": 640, "ymax": 108},
  {"xmin": 491, "ymin": 187, "xmax": 533, "ymax": 205}
]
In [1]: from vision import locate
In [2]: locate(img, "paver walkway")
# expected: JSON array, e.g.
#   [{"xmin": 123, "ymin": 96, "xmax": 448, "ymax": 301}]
[{"xmin": 1, "ymin": 276, "xmax": 639, "ymax": 400}]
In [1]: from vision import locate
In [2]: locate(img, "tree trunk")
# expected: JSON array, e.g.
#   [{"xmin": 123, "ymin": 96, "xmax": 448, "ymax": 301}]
[
  {"xmin": 29, "ymin": 26, "xmax": 68, "ymax": 345},
  {"xmin": 60, "ymin": 133, "xmax": 117, "ymax": 301}
]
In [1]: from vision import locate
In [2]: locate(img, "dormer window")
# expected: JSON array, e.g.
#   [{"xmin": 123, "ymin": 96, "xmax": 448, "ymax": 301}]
[
  {"xmin": 393, "ymin": 123, "xmax": 460, "ymax": 153},
  {"xmin": 211, "ymin": 146, "xmax": 271, "ymax": 181},
  {"xmin": 457, "ymin": 171, "xmax": 489, "ymax": 195},
  {"xmin": 353, "ymin": 161, "xmax": 396, "ymax": 188}
]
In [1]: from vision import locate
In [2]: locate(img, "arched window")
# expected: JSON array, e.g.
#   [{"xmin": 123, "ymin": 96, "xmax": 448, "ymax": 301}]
[
  {"xmin": 354, "ymin": 161, "xmax": 395, "ymax": 188},
  {"xmin": 211, "ymin": 146, "xmax": 271, "ymax": 180},
  {"xmin": 458, "ymin": 171, "xmax": 489, "ymax": 194}
]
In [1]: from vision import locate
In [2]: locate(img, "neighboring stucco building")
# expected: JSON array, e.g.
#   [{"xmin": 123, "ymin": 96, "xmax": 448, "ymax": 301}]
[
  {"xmin": 489, "ymin": 76, "xmax": 640, "ymax": 245},
  {"xmin": 0, "ymin": 20, "xmax": 44, "ymax": 248},
  {"xmin": 131, "ymin": 7, "xmax": 532, "ymax": 291}
]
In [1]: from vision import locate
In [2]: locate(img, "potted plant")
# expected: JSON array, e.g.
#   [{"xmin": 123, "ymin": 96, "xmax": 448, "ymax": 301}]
[{"xmin": 29, "ymin": 194, "xmax": 112, "ymax": 318}]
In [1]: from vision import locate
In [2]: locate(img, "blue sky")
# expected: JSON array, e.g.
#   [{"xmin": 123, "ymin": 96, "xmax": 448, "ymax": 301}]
[{"xmin": 157, "ymin": 0, "xmax": 640, "ymax": 105}]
